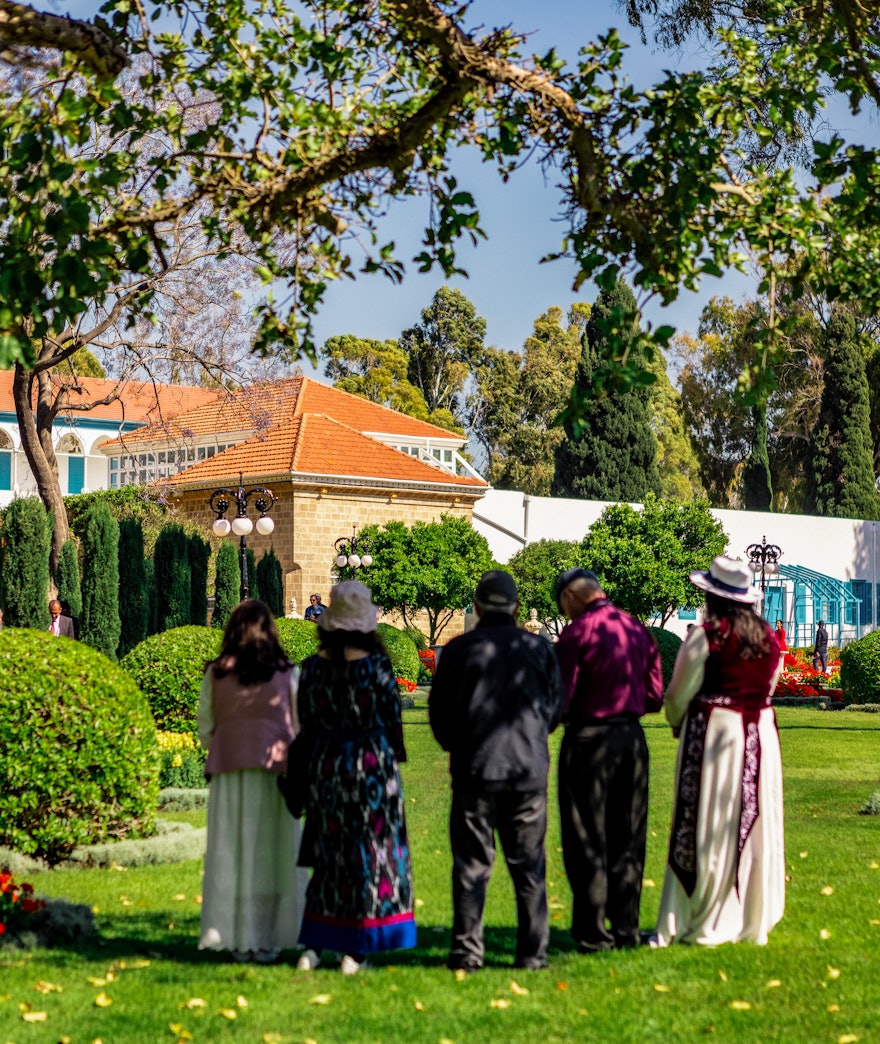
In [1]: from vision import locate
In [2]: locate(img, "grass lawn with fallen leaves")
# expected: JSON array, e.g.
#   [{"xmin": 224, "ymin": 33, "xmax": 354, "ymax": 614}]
[{"xmin": 1, "ymin": 707, "xmax": 879, "ymax": 1043}]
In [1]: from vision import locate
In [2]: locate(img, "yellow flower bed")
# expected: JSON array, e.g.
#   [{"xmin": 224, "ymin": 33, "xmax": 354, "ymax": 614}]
[{"xmin": 156, "ymin": 731, "xmax": 197, "ymax": 752}]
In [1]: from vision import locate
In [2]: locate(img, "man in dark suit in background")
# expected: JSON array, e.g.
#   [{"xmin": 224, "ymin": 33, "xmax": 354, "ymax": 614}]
[{"xmin": 48, "ymin": 599, "xmax": 76, "ymax": 638}]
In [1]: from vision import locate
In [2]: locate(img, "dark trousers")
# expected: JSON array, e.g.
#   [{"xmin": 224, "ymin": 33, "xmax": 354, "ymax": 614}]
[
  {"xmin": 558, "ymin": 719, "xmax": 649, "ymax": 951},
  {"xmin": 449, "ymin": 788, "xmax": 549, "ymax": 968}
]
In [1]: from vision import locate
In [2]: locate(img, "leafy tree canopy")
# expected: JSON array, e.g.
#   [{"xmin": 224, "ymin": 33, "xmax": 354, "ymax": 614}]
[{"xmin": 506, "ymin": 538, "xmax": 580, "ymax": 637}]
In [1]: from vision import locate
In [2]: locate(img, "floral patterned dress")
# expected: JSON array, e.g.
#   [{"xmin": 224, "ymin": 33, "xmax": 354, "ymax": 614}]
[{"xmin": 296, "ymin": 651, "xmax": 417, "ymax": 955}]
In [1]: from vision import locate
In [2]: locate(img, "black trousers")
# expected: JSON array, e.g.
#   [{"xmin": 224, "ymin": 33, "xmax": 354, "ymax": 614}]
[
  {"xmin": 558, "ymin": 719, "xmax": 649, "ymax": 951},
  {"xmin": 449, "ymin": 788, "xmax": 549, "ymax": 968}
]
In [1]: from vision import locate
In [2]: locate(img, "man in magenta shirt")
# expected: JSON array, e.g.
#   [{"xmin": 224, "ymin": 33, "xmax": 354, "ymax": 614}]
[{"xmin": 554, "ymin": 568, "xmax": 663, "ymax": 952}]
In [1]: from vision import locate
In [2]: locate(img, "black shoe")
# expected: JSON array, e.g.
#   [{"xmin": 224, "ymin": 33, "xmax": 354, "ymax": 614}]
[
  {"xmin": 513, "ymin": 958, "xmax": 548, "ymax": 970},
  {"xmin": 448, "ymin": 958, "xmax": 482, "ymax": 972}
]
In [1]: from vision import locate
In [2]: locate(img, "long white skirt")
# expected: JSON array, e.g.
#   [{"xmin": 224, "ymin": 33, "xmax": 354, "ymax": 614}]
[
  {"xmin": 654, "ymin": 706, "xmax": 785, "ymax": 947},
  {"xmin": 199, "ymin": 768, "xmax": 308, "ymax": 955}
]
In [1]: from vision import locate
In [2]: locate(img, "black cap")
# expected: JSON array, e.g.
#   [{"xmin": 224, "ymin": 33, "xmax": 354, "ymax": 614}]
[
  {"xmin": 555, "ymin": 567, "xmax": 600, "ymax": 609},
  {"xmin": 474, "ymin": 570, "xmax": 519, "ymax": 611}
]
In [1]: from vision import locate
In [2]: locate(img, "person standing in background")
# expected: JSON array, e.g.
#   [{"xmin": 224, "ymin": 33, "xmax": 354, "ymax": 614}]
[{"xmin": 813, "ymin": 620, "xmax": 829, "ymax": 674}]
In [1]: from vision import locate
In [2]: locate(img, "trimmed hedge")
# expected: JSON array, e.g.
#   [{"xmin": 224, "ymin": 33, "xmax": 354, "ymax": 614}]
[
  {"xmin": 275, "ymin": 617, "xmax": 321, "ymax": 663},
  {"xmin": 840, "ymin": 630, "xmax": 880, "ymax": 704},
  {"xmin": 0, "ymin": 630, "xmax": 159, "ymax": 865},
  {"xmin": 121, "ymin": 626, "xmax": 221, "ymax": 735},
  {"xmin": 647, "ymin": 626, "xmax": 683, "ymax": 689},
  {"xmin": 379, "ymin": 623, "xmax": 420, "ymax": 683}
]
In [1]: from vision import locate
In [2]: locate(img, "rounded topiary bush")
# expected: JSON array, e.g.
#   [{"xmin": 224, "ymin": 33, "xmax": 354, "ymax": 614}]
[
  {"xmin": 121, "ymin": 626, "xmax": 221, "ymax": 735},
  {"xmin": 378, "ymin": 623, "xmax": 420, "ymax": 683},
  {"xmin": 275, "ymin": 617, "xmax": 320, "ymax": 663},
  {"xmin": 840, "ymin": 630, "xmax": 880, "ymax": 704},
  {"xmin": 647, "ymin": 626, "xmax": 683, "ymax": 689},
  {"xmin": 0, "ymin": 630, "xmax": 159, "ymax": 865}
]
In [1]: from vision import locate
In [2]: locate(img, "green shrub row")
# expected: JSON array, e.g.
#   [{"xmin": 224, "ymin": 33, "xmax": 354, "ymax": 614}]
[{"xmin": 841, "ymin": 630, "xmax": 880, "ymax": 704}]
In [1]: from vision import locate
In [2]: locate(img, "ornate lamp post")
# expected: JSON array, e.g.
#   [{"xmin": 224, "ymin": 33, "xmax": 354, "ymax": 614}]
[
  {"xmin": 334, "ymin": 523, "xmax": 373, "ymax": 571},
  {"xmin": 208, "ymin": 472, "xmax": 276, "ymax": 600},
  {"xmin": 745, "ymin": 535, "xmax": 783, "ymax": 595}
]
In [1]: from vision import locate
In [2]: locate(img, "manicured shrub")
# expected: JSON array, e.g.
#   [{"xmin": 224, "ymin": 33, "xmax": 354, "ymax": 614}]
[
  {"xmin": 404, "ymin": 625, "xmax": 429, "ymax": 651},
  {"xmin": 378, "ymin": 623, "xmax": 420, "ymax": 683},
  {"xmin": 80, "ymin": 500, "xmax": 121, "ymax": 659},
  {"xmin": 188, "ymin": 533, "xmax": 210, "ymax": 626},
  {"xmin": 256, "ymin": 548, "xmax": 284, "ymax": 617},
  {"xmin": 212, "ymin": 541, "xmax": 239, "ymax": 629},
  {"xmin": 647, "ymin": 626, "xmax": 683, "ymax": 689},
  {"xmin": 154, "ymin": 524, "xmax": 191, "ymax": 632},
  {"xmin": 121, "ymin": 626, "xmax": 221, "ymax": 735},
  {"xmin": 55, "ymin": 538, "xmax": 82, "ymax": 620},
  {"xmin": 0, "ymin": 496, "xmax": 51, "ymax": 628},
  {"xmin": 0, "ymin": 630, "xmax": 159, "ymax": 865},
  {"xmin": 275, "ymin": 617, "xmax": 320, "ymax": 664},
  {"xmin": 840, "ymin": 630, "xmax": 880, "ymax": 704},
  {"xmin": 118, "ymin": 518, "xmax": 148, "ymax": 657}
]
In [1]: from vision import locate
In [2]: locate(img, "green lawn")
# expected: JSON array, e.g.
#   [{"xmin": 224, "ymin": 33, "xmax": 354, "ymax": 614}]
[{"xmin": 2, "ymin": 708, "xmax": 879, "ymax": 1043}]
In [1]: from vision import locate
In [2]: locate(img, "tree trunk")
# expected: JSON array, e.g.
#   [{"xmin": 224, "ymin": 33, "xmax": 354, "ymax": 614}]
[{"xmin": 12, "ymin": 362, "xmax": 70, "ymax": 577}]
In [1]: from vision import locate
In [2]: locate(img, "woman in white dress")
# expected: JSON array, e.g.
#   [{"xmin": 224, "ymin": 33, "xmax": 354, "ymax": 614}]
[
  {"xmin": 198, "ymin": 599, "xmax": 308, "ymax": 962},
  {"xmin": 653, "ymin": 557, "xmax": 785, "ymax": 947}
]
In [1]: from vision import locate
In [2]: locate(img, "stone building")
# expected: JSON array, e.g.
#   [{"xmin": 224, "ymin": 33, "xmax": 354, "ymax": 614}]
[{"xmin": 98, "ymin": 376, "xmax": 488, "ymax": 616}]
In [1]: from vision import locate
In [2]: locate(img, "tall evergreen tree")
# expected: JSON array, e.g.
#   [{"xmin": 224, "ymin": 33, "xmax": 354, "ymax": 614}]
[
  {"xmin": 55, "ymin": 538, "xmax": 82, "ymax": 620},
  {"xmin": 256, "ymin": 548, "xmax": 284, "ymax": 617},
  {"xmin": 741, "ymin": 404, "xmax": 773, "ymax": 511},
  {"xmin": 154, "ymin": 524, "xmax": 192, "ymax": 631},
  {"xmin": 80, "ymin": 501, "xmax": 121, "ymax": 658},
  {"xmin": 144, "ymin": 557, "xmax": 159, "ymax": 637},
  {"xmin": 117, "ymin": 518, "xmax": 148, "ymax": 657},
  {"xmin": 189, "ymin": 533, "xmax": 211, "ymax": 626},
  {"xmin": 804, "ymin": 308, "xmax": 880, "ymax": 519},
  {"xmin": 212, "ymin": 541, "xmax": 240, "ymax": 629},
  {"xmin": 552, "ymin": 280, "xmax": 661, "ymax": 501},
  {"xmin": 1, "ymin": 496, "xmax": 51, "ymax": 628},
  {"xmin": 244, "ymin": 546, "xmax": 259, "ymax": 601}
]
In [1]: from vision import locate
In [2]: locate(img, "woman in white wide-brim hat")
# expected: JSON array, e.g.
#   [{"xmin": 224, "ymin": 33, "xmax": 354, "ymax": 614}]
[{"xmin": 651, "ymin": 556, "xmax": 785, "ymax": 948}]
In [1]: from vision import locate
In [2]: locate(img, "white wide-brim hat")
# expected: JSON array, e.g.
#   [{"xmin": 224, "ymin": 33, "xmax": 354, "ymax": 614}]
[
  {"xmin": 689, "ymin": 555, "xmax": 759, "ymax": 605},
  {"xmin": 318, "ymin": 580, "xmax": 381, "ymax": 632}
]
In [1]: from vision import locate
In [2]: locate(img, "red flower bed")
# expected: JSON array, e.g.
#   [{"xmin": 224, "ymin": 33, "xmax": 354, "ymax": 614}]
[
  {"xmin": 397, "ymin": 677, "xmax": 417, "ymax": 694},
  {"xmin": 0, "ymin": 870, "xmax": 46, "ymax": 937},
  {"xmin": 417, "ymin": 649, "xmax": 436, "ymax": 674}
]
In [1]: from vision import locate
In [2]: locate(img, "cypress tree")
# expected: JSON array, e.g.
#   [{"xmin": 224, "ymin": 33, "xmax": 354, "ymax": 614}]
[
  {"xmin": 189, "ymin": 533, "xmax": 211, "ymax": 625},
  {"xmin": 1, "ymin": 496, "xmax": 51, "ymax": 628},
  {"xmin": 804, "ymin": 308, "xmax": 880, "ymax": 519},
  {"xmin": 245, "ymin": 546, "xmax": 259, "ymax": 601},
  {"xmin": 552, "ymin": 280, "xmax": 662, "ymax": 501},
  {"xmin": 212, "ymin": 541, "xmax": 240, "ymax": 629},
  {"xmin": 741, "ymin": 404, "xmax": 773, "ymax": 511},
  {"xmin": 144, "ymin": 557, "xmax": 160, "ymax": 636},
  {"xmin": 118, "ymin": 518, "xmax": 149, "ymax": 657},
  {"xmin": 55, "ymin": 538, "xmax": 83, "ymax": 624},
  {"xmin": 154, "ymin": 523, "xmax": 191, "ymax": 631},
  {"xmin": 256, "ymin": 548, "xmax": 284, "ymax": 617},
  {"xmin": 80, "ymin": 500, "xmax": 121, "ymax": 658}
]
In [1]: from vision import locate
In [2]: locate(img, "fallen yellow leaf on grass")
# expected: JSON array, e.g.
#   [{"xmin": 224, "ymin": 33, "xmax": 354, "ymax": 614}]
[
  {"xmin": 870, "ymin": 919, "xmax": 880, "ymax": 926},
  {"xmin": 184, "ymin": 999, "xmax": 206, "ymax": 1009},
  {"xmin": 94, "ymin": 993, "xmax": 113, "ymax": 1007},
  {"xmin": 510, "ymin": 981, "xmax": 529, "ymax": 996},
  {"xmin": 309, "ymin": 994, "xmax": 332, "ymax": 1005},
  {"xmin": 21, "ymin": 1011, "xmax": 48, "ymax": 1022},
  {"xmin": 718, "ymin": 971, "xmax": 728, "ymax": 982},
  {"xmin": 820, "ymin": 929, "xmax": 831, "ymax": 940},
  {"xmin": 87, "ymin": 974, "xmax": 114, "ymax": 987},
  {"xmin": 168, "ymin": 1024, "xmax": 193, "ymax": 1040},
  {"xmin": 820, "ymin": 886, "xmax": 834, "ymax": 896},
  {"xmin": 643, "ymin": 878, "xmax": 656, "ymax": 888},
  {"xmin": 414, "ymin": 1000, "xmax": 425, "ymax": 1011},
  {"xmin": 730, "ymin": 1001, "xmax": 752, "ymax": 1011},
  {"xmin": 827, "ymin": 967, "xmax": 841, "ymax": 980},
  {"xmin": 870, "ymin": 861, "xmax": 879, "ymax": 870},
  {"xmin": 489, "ymin": 998, "xmax": 510, "ymax": 1009},
  {"xmin": 217, "ymin": 1009, "xmax": 237, "ymax": 1020},
  {"xmin": 800, "ymin": 851, "xmax": 808, "ymax": 858},
  {"xmin": 415, "ymin": 898, "xmax": 425, "ymax": 907},
  {"xmin": 120, "ymin": 897, "xmax": 132, "ymax": 906},
  {"xmin": 236, "ymin": 995, "xmax": 248, "ymax": 1009},
  {"xmin": 828, "ymin": 1004, "xmax": 841, "ymax": 1013},
  {"xmin": 173, "ymin": 894, "xmax": 187, "ymax": 901},
  {"xmin": 34, "ymin": 981, "xmax": 62, "ymax": 994},
  {"xmin": 766, "ymin": 980, "xmax": 782, "ymax": 989},
  {"xmin": 262, "ymin": 1035, "xmax": 283, "ymax": 1044},
  {"xmin": 454, "ymin": 969, "xmax": 467, "ymax": 983},
  {"xmin": 838, "ymin": 1035, "xmax": 859, "ymax": 1043},
  {"xmin": 654, "ymin": 984, "xmax": 670, "ymax": 993}
]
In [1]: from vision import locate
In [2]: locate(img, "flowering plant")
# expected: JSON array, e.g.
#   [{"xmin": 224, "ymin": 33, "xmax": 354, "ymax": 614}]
[
  {"xmin": 417, "ymin": 649, "xmax": 436, "ymax": 675},
  {"xmin": 0, "ymin": 869, "xmax": 46, "ymax": 938},
  {"xmin": 157, "ymin": 730, "xmax": 207, "ymax": 788},
  {"xmin": 397, "ymin": 677, "xmax": 417, "ymax": 694}
]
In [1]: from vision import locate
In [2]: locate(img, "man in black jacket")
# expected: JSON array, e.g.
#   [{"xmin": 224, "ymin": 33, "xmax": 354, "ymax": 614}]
[{"xmin": 429, "ymin": 570, "xmax": 563, "ymax": 972}]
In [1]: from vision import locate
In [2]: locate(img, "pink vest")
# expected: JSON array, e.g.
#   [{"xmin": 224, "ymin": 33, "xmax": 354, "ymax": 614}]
[{"xmin": 205, "ymin": 667, "xmax": 295, "ymax": 776}]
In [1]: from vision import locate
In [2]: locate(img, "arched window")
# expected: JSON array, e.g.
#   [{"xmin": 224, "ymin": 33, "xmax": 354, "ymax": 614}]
[
  {"xmin": 0, "ymin": 430, "xmax": 12, "ymax": 490},
  {"xmin": 57, "ymin": 434, "xmax": 85, "ymax": 494}
]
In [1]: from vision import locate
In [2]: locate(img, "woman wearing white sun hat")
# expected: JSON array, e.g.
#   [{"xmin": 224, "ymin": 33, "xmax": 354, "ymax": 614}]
[{"xmin": 652, "ymin": 556, "xmax": 785, "ymax": 948}]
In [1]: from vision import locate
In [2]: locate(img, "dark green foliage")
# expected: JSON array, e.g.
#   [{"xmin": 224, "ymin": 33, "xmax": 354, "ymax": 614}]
[
  {"xmin": 120, "ymin": 626, "xmax": 222, "ymax": 735},
  {"xmin": 378, "ymin": 623, "xmax": 420, "ymax": 683},
  {"xmin": 404, "ymin": 625, "xmax": 428, "ymax": 651},
  {"xmin": 144, "ymin": 557, "xmax": 159, "ymax": 637},
  {"xmin": 54, "ymin": 539, "xmax": 82, "ymax": 619},
  {"xmin": 646, "ymin": 626, "xmax": 683, "ymax": 689},
  {"xmin": 117, "ymin": 518, "xmax": 148, "ymax": 658},
  {"xmin": 274, "ymin": 617, "xmax": 321, "ymax": 664},
  {"xmin": 158, "ymin": 747, "xmax": 208, "ymax": 789},
  {"xmin": 212, "ymin": 542, "xmax": 240, "ymax": 629},
  {"xmin": 507, "ymin": 538, "xmax": 580, "ymax": 638},
  {"xmin": 741, "ymin": 404, "xmax": 773, "ymax": 511},
  {"xmin": 804, "ymin": 308, "xmax": 880, "ymax": 520},
  {"xmin": 552, "ymin": 280, "xmax": 662, "ymax": 502},
  {"xmin": 188, "ymin": 533, "xmax": 210, "ymax": 626},
  {"xmin": 154, "ymin": 524, "xmax": 192, "ymax": 632},
  {"xmin": 0, "ymin": 496, "xmax": 51, "ymax": 628},
  {"xmin": 80, "ymin": 500, "xmax": 121, "ymax": 659},
  {"xmin": 256, "ymin": 548, "xmax": 284, "ymax": 617},
  {"xmin": 244, "ymin": 547, "xmax": 258, "ymax": 600},
  {"xmin": 0, "ymin": 630, "xmax": 159, "ymax": 865},
  {"xmin": 840, "ymin": 630, "xmax": 880, "ymax": 705},
  {"xmin": 65, "ymin": 486, "xmax": 174, "ymax": 557}
]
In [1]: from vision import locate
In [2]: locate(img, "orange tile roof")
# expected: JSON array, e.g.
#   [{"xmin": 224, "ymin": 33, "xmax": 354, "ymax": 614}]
[
  {"xmin": 165, "ymin": 413, "xmax": 485, "ymax": 489},
  {"xmin": 0, "ymin": 370, "xmax": 220, "ymax": 424}
]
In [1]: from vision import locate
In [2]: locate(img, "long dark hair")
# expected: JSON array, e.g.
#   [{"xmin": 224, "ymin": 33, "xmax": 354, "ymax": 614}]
[
  {"xmin": 211, "ymin": 599, "xmax": 292, "ymax": 685},
  {"xmin": 318, "ymin": 627, "xmax": 386, "ymax": 679},
  {"xmin": 703, "ymin": 592, "xmax": 774, "ymax": 660}
]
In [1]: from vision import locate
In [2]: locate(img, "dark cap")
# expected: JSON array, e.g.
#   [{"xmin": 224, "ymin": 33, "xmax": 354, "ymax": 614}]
[
  {"xmin": 474, "ymin": 570, "xmax": 519, "ymax": 612},
  {"xmin": 555, "ymin": 567, "xmax": 600, "ymax": 609}
]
